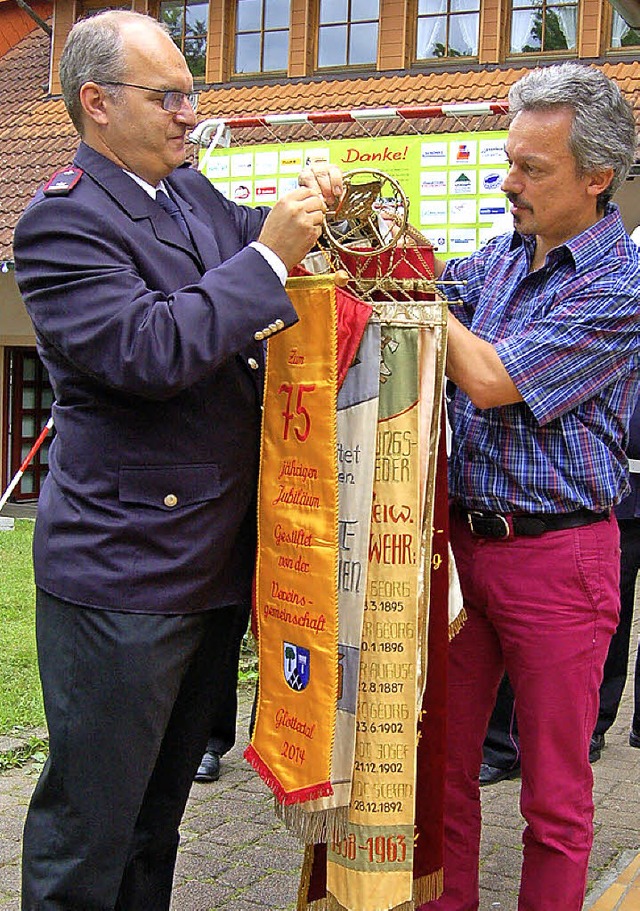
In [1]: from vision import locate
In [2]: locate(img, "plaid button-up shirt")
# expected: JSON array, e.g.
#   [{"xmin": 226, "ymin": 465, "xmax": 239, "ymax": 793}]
[{"xmin": 442, "ymin": 204, "xmax": 640, "ymax": 514}]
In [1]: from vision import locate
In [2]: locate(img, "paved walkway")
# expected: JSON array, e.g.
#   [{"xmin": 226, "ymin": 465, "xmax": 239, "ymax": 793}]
[{"xmin": 0, "ymin": 607, "xmax": 638, "ymax": 909}]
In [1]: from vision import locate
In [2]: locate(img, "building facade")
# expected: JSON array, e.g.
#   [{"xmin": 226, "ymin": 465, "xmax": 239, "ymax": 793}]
[{"xmin": 0, "ymin": 0, "xmax": 638, "ymax": 500}]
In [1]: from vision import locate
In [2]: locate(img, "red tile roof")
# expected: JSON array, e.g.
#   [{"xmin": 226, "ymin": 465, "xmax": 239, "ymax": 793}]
[
  {"xmin": 0, "ymin": 0, "xmax": 52, "ymax": 57},
  {"xmin": 1, "ymin": 21, "xmax": 639, "ymax": 262}
]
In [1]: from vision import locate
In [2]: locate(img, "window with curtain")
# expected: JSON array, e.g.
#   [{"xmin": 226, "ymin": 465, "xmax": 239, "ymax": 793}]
[
  {"xmin": 234, "ymin": 0, "xmax": 291, "ymax": 74},
  {"xmin": 317, "ymin": 0, "xmax": 380, "ymax": 68},
  {"xmin": 610, "ymin": 8, "xmax": 640, "ymax": 46},
  {"xmin": 159, "ymin": 0, "xmax": 208, "ymax": 77},
  {"xmin": 416, "ymin": 0, "xmax": 480, "ymax": 59},
  {"xmin": 509, "ymin": 0, "xmax": 578, "ymax": 53}
]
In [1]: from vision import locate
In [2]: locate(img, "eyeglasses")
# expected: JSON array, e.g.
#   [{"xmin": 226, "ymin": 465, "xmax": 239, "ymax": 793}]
[{"xmin": 98, "ymin": 82, "xmax": 199, "ymax": 113}]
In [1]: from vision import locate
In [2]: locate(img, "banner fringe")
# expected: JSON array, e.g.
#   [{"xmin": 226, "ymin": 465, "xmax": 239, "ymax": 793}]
[
  {"xmin": 299, "ymin": 869, "xmax": 443, "ymax": 911},
  {"xmin": 276, "ymin": 803, "xmax": 350, "ymax": 844},
  {"xmin": 413, "ymin": 868, "xmax": 444, "ymax": 904},
  {"xmin": 448, "ymin": 606, "xmax": 467, "ymax": 640},
  {"xmin": 244, "ymin": 745, "xmax": 333, "ymax": 806},
  {"xmin": 306, "ymin": 896, "xmax": 418, "ymax": 911}
]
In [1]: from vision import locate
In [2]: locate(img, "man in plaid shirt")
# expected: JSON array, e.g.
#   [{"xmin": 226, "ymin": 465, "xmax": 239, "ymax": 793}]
[{"xmin": 425, "ymin": 62, "xmax": 639, "ymax": 911}]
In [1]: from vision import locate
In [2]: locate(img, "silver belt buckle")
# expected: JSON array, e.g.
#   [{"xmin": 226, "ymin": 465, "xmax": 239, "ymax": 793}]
[{"xmin": 468, "ymin": 510, "xmax": 510, "ymax": 538}]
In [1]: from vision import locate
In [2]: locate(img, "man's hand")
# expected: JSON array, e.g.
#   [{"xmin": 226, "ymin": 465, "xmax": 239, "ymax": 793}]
[
  {"xmin": 258, "ymin": 187, "xmax": 328, "ymax": 272},
  {"xmin": 297, "ymin": 164, "xmax": 344, "ymax": 209}
]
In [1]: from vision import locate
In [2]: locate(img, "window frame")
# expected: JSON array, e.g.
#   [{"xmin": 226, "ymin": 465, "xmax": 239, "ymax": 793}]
[
  {"xmin": 506, "ymin": 0, "xmax": 580, "ymax": 57},
  {"xmin": 413, "ymin": 0, "xmax": 481, "ymax": 63},
  {"xmin": 316, "ymin": 0, "xmax": 381, "ymax": 71},
  {"xmin": 607, "ymin": 5, "xmax": 640, "ymax": 51},
  {"xmin": 158, "ymin": 0, "xmax": 209, "ymax": 79},
  {"xmin": 233, "ymin": 0, "xmax": 292, "ymax": 77}
]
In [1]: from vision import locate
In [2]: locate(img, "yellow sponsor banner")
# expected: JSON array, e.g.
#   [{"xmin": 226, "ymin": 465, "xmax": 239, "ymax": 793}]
[{"xmin": 246, "ymin": 275, "xmax": 340, "ymax": 804}]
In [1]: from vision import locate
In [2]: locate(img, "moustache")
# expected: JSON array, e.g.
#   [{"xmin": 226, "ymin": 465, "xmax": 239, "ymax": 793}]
[{"xmin": 506, "ymin": 193, "xmax": 531, "ymax": 211}]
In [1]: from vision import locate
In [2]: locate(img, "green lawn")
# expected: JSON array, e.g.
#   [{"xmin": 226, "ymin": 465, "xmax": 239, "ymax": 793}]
[
  {"xmin": 0, "ymin": 520, "xmax": 44, "ymax": 735},
  {"xmin": 0, "ymin": 518, "xmax": 257, "ymax": 736}
]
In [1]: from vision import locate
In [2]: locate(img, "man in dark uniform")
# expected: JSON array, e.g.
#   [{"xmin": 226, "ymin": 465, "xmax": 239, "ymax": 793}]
[{"xmin": 13, "ymin": 11, "xmax": 342, "ymax": 910}]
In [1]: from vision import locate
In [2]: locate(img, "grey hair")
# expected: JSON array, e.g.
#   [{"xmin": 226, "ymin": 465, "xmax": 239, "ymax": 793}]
[
  {"xmin": 509, "ymin": 62, "xmax": 637, "ymax": 208},
  {"xmin": 59, "ymin": 10, "xmax": 170, "ymax": 136}
]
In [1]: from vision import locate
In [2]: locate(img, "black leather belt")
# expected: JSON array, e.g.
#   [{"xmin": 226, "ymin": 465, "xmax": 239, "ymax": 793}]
[{"xmin": 461, "ymin": 507, "xmax": 608, "ymax": 539}]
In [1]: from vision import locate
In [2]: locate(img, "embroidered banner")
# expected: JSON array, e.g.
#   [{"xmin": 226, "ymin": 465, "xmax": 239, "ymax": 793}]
[
  {"xmin": 282, "ymin": 320, "xmax": 382, "ymax": 842},
  {"xmin": 247, "ymin": 255, "xmax": 450, "ymax": 910},
  {"xmin": 246, "ymin": 275, "xmax": 341, "ymax": 804},
  {"xmin": 326, "ymin": 326, "xmax": 422, "ymax": 910},
  {"xmin": 296, "ymin": 321, "xmax": 449, "ymax": 911}
]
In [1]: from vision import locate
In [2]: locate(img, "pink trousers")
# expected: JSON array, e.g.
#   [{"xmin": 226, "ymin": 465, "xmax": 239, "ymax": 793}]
[{"xmin": 422, "ymin": 508, "xmax": 620, "ymax": 911}]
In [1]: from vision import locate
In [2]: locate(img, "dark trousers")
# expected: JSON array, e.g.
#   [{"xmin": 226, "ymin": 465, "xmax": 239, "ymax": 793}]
[
  {"xmin": 22, "ymin": 589, "xmax": 248, "ymax": 911},
  {"xmin": 594, "ymin": 517, "xmax": 640, "ymax": 735},
  {"xmin": 483, "ymin": 516, "xmax": 640, "ymax": 767},
  {"xmin": 204, "ymin": 601, "xmax": 250, "ymax": 756},
  {"xmin": 482, "ymin": 673, "xmax": 520, "ymax": 770}
]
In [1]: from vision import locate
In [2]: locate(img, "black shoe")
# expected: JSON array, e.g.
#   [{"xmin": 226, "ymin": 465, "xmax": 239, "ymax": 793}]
[
  {"xmin": 630, "ymin": 728, "xmax": 640, "ymax": 749},
  {"xmin": 194, "ymin": 751, "xmax": 221, "ymax": 782},
  {"xmin": 589, "ymin": 733, "xmax": 605, "ymax": 763},
  {"xmin": 479, "ymin": 762, "xmax": 520, "ymax": 786}
]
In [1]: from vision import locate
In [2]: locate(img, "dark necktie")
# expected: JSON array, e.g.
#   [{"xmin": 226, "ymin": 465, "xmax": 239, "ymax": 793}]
[{"xmin": 155, "ymin": 189, "xmax": 190, "ymax": 239}]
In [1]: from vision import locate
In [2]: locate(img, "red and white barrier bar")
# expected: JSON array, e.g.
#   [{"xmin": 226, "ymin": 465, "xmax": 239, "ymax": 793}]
[
  {"xmin": 0, "ymin": 416, "xmax": 53, "ymax": 512},
  {"xmin": 189, "ymin": 101, "xmax": 509, "ymax": 146}
]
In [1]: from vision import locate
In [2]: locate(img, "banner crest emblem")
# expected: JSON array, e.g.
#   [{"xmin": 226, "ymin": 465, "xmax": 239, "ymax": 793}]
[{"xmin": 283, "ymin": 642, "xmax": 310, "ymax": 691}]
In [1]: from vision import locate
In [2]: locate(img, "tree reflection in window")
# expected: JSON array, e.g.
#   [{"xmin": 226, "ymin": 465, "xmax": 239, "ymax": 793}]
[
  {"xmin": 160, "ymin": 0, "xmax": 208, "ymax": 77},
  {"xmin": 510, "ymin": 0, "xmax": 578, "ymax": 53},
  {"xmin": 235, "ymin": 0, "xmax": 291, "ymax": 74},
  {"xmin": 416, "ymin": 0, "xmax": 480, "ymax": 59},
  {"xmin": 610, "ymin": 9, "xmax": 640, "ymax": 47}
]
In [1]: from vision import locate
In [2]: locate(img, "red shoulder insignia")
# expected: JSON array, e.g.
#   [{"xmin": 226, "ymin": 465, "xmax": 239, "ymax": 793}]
[{"xmin": 43, "ymin": 167, "xmax": 84, "ymax": 196}]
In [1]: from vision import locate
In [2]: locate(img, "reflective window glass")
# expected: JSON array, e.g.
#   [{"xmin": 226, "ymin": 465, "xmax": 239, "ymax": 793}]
[
  {"xmin": 234, "ymin": 0, "xmax": 290, "ymax": 74},
  {"xmin": 21, "ymin": 416, "xmax": 36, "ymax": 437},
  {"xmin": 320, "ymin": 0, "xmax": 348, "ymax": 23},
  {"xmin": 510, "ymin": 0, "xmax": 578, "ymax": 52},
  {"xmin": 160, "ymin": 0, "xmax": 208, "ymax": 76},
  {"xmin": 416, "ymin": 0, "xmax": 480, "ymax": 59},
  {"xmin": 263, "ymin": 30, "xmax": 290, "ymax": 70},
  {"xmin": 610, "ymin": 9, "xmax": 640, "ymax": 46},
  {"xmin": 237, "ymin": 0, "xmax": 261, "ymax": 30},
  {"xmin": 23, "ymin": 358, "xmax": 36, "ymax": 381},
  {"xmin": 265, "ymin": 0, "xmax": 290, "ymax": 28},
  {"xmin": 20, "ymin": 472, "xmax": 34, "ymax": 494},
  {"xmin": 318, "ymin": 0, "xmax": 378, "ymax": 67}
]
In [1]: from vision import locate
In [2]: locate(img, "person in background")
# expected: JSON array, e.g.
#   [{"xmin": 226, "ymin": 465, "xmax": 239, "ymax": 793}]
[
  {"xmin": 423, "ymin": 62, "xmax": 639, "ymax": 911},
  {"xmin": 588, "ymin": 392, "xmax": 640, "ymax": 756},
  {"xmin": 194, "ymin": 602, "xmax": 251, "ymax": 782},
  {"xmin": 13, "ymin": 11, "xmax": 343, "ymax": 910},
  {"xmin": 478, "ymin": 673, "xmax": 521, "ymax": 785}
]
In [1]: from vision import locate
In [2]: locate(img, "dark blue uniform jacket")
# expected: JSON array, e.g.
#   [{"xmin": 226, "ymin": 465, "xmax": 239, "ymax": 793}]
[{"xmin": 13, "ymin": 142, "xmax": 298, "ymax": 613}]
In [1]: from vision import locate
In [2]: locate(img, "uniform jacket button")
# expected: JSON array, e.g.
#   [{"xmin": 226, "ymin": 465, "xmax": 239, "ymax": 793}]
[
  {"xmin": 164, "ymin": 493, "xmax": 178, "ymax": 508},
  {"xmin": 254, "ymin": 330, "xmax": 264, "ymax": 341},
  {"xmin": 247, "ymin": 357, "xmax": 259, "ymax": 370},
  {"xmin": 274, "ymin": 318, "xmax": 284, "ymax": 329},
  {"xmin": 268, "ymin": 322, "xmax": 278, "ymax": 333}
]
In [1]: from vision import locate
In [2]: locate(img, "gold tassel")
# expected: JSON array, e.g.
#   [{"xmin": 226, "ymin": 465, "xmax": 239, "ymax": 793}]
[
  {"xmin": 414, "ymin": 868, "xmax": 445, "ymax": 904},
  {"xmin": 448, "ymin": 606, "xmax": 467, "ymax": 640}
]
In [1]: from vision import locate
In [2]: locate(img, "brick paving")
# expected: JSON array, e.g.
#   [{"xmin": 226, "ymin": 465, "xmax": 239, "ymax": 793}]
[{"xmin": 0, "ymin": 619, "xmax": 638, "ymax": 910}]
